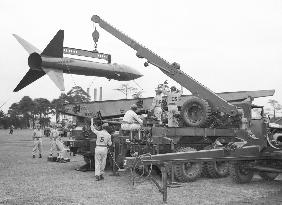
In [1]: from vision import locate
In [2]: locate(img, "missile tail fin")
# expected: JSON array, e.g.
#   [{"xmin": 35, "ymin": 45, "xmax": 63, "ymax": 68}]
[
  {"xmin": 41, "ymin": 30, "xmax": 64, "ymax": 58},
  {"xmin": 12, "ymin": 34, "xmax": 42, "ymax": 54},
  {"xmin": 42, "ymin": 67, "xmax": 65, "ymax": 91},
  {"xmin": 13, "ymin": 69, "xmax": 45, "ymax": 92}
]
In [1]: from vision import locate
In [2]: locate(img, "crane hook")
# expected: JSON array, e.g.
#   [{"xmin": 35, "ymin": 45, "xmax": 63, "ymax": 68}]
[{"xmin": 92, "ymin": 27, "xmax": 100, "ymax": 52}]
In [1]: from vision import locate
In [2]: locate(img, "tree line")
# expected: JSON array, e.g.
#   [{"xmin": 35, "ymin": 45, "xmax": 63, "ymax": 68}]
[
  {"xmin": 0, "ymin": 86, "xmax": 90, "ymax": 129},
  {"xmin": 1, "ymin": 84, "xmax": 280, "ymax": 129}
]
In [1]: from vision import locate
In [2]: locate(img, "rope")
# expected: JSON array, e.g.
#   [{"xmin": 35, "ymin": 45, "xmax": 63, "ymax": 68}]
[
  {"xmin": 62, "ymin": 58, "xmax": 78, "ymax": 88},
  {"xmin": 0, "ymin": 97, "xmax": 12, "ymax": 109},
  {"xmin": 133, "ymin": 80, "xmax": 143, "ymax": 91},
  {"xmin": 87, "ymin": 79, "xmax": 96, "ymax": 89},
  {"xmin": 0, "ymin": 92, "xmax": 15, "ymax": 110}
]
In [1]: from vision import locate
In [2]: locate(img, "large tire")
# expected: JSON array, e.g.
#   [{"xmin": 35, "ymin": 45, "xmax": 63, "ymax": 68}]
[
  {"xmin": 201, "ymin": 162, "xmax": 210, "ymax": 178},
  {"xmin": 174, "ymin": 147, "xmax": 203, "ymax": 182},
  {"xmin": 206, "ymin": 161, "xmax": 230, "ymax": 178},
  {"xmin": 180, "ymin": 96, "xmax": 212, "ymax": 127},
  {"xmin": 203, "ymin": 145, "xmax": 229, "ymax": 178},
  {"xmin": 230, "ymin": 161, "xmax": 254, "ymax": 184},
  {"xmin": 258, "ymin": 172, "xmax": 279, "ymax": 181}
]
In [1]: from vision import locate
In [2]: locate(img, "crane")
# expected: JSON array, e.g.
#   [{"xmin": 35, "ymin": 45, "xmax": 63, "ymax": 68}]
[{"xmin": 91, "ymin": 15, "xmax": 240, "ymax": 127}]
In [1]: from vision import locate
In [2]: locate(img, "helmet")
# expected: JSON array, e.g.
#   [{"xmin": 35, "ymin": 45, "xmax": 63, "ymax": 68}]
[
  {"xmin": 102, "ymin": 123, "xmax": 111, "ymax": 133},
  {"xmin": 130, "ymin": 104, "xmax": 138, "ymax": 110},
  {"xmin": 155, "ymin": 89, "xmax": 162, "ymax": 94},
  {"xmin": 170, "ymin": 86, "xmax": 177, "ymax": 92},
  {"xmin": 102, "ymin": 123, "xmax": 109, "ymax": 129}
]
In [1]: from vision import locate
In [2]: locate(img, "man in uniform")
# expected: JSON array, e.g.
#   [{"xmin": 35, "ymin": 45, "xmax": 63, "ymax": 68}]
[
  {"xmin": 90, "ymin": 121, "xmax": 112, "ymax": 181},
  {"xmin": 238, "ymin": 109, "xmax": 258, "ymax": 140},
  {"xmin": 121, "ymin": 104, "xmax": 143, "ymax": 131},
  {"xmin": 55, "ymin": 130, "xmax": 70, "ymax": 163},
  {"xmin": 49, "ymin": 124, "xmax": 60, "ymax": 159},
  {"xmin": 150, "ymin": 88, "xmax": 163, "ymax": 124},
  {"xmin": 9, "ymin": 125, "xmax": 14, "ymax": 135},
  {"xmin": 32, "ymin": 124, "xmax": 43, "ymax": 158},
  {"xmin": 162, "ymin": 83, "xmax": 183, "ymax": 127}
]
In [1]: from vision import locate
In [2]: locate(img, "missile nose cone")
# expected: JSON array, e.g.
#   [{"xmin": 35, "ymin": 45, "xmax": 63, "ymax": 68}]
[
  {"xmin": 133, "ymin": 69, "xmax": 143, "ymax": 79},
  {"xmin": 120, "ymin": 64, "xmax": 143, "ymax": 80}
]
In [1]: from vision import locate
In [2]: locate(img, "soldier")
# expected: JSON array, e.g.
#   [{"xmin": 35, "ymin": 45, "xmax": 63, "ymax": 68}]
[
  {"xmin": 121, "ymin": 104, "xmax": 143, "ymax": 131},
  {"xmin": 90, "ymin": 121, "xmax": 112, "ymax": 181},
  {"xmin": 9, "ymin": 125, "xmax": 14, "ymax": 135},
  {"xmin": 49, "ymin": 125, "xmax": 60, "ymax": 158},
  {"xmin": 32, "ymin": 124, "xmax": 43, "ymax": 158},
  {"xmin": 150, "ymin": 88, "xmax": 163, "ymax": 124},
  {"xmin": 238, "ymin": 109, "xmax": 258, "ymax": 140},
  {"xmin": 162, "ymin": 82, "xmax": 183, "ymax": 127},
  {"xmin": 55, "ymin": 131, "xmax": 70, "ymax": 163}
]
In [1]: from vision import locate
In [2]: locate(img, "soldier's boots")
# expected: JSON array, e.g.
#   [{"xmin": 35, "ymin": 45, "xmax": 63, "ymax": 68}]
[
  {"xmin": 56, "ymin": 158, "xmax": 69, "ymax": 163},
  {"xmin": 60, "ymin": 159, "xmax": 68, "ymax": 163},
  {"xmin": 95, "ymin": 175, "xmax": 104, "ymax": 181},
  {"xmin": 32, "ymin": 154, "xmax": 42, "ymax": 158}
]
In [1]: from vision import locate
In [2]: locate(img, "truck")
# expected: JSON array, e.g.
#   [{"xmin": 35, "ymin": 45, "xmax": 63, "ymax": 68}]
[
  {"xmin": 87, "ymin": 15, "xmax": 282, "ymax": 202},
  {"xmin": 61, "ymin": 14, "xmax": 277, "ymax": 181},
  {"xmin": 63, "ymin": 90, "xmax": 274, "ymax": 174}
]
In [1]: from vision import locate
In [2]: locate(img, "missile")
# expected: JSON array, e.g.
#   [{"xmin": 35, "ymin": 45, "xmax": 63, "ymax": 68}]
[{"xmin": 13, "ymin": 30, "xmax": 143, "ymax": 92}]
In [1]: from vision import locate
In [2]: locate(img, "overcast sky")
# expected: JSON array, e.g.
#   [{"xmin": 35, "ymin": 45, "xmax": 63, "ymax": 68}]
[{"xmin": 0, "ymin": 0, "xmax": 281, "ymax": 113}]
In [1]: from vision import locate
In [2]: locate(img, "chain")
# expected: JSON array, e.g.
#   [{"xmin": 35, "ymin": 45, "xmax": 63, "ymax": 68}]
[
  {"xmin": 107, "ymin": 147, "xmax": 122, "ymax": 170},
  {"xmin": 130, "ymin": 153, "xmax": 153, "ymax": 185}
]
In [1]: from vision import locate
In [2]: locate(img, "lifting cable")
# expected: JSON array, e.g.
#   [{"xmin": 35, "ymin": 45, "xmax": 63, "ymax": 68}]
[
  {"xmin": 0, "ymin": 94, "xmax": 13, "ymax": 110},
  {"xmin": 62, "ymin": 58, "xmax": 78, "ymax": 88},
  {"xmin": 60, "ymin": 27, "xmax": 149, "ymax": 178},
  {"xmin": 133, "ymin": 79, "xmax": 143, "ymax": 92}
]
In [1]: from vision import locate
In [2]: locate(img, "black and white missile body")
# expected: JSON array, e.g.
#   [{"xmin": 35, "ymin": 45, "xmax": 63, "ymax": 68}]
[{"xmin": 13, "ymin": 30, "xmax": 143, "ymax": 92}]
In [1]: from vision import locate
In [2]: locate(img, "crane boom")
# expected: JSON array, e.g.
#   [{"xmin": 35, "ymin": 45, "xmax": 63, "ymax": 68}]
[{"xmin": 91, "ymin": 15, "xmax": 238, "ymax": 116}]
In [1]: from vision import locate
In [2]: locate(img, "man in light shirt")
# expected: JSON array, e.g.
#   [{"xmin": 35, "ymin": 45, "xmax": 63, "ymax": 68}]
[
  {"xmin": 150, "ymin": 88, "xmax": 163, "ymax": 124},
  {"xmin": 121, "ymin": 104, "xmax": 143, "ymax": 131},
  {"xmin": 55, "ymin": 129, "xmax": 70, "ymax": 163},
  {"xmin": 49, "ymin": 124, "xmax": 59, "ymax": 158},
  {"xmin": 32, "ymin": 124, "xmax": 43, "ymax": 158},
  {"xmin": 238, "ymin": 109, "xmax": 258, "ymax": 140},
  {"xmin": 162, "ymin": 84, "xmax": 183, "ymax": 127},
  {"xmin": 91, "ymin": 121, "xmax": 112, "ymax": 181}
]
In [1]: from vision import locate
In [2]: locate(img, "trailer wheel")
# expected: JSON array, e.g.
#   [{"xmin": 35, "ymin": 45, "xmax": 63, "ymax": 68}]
[
  {"xmin": 174, "ymin": 147, "xmax": 203, "ymax": 182},
  {"xmin": 180, "ymin": 96, "xmax": 212, "ymax": 127},
  {"xmin": 202, "ymin": 146, "xmax": 229, "ymax": 178},
  {"xmin": 230, "ymin": 161, "xmax": 254, "ymax": 184},
  {"xmin": 258, "ymin": 172, "xmax": 279, "ymax": 181},
  {"xmin": 206, "ymin": 161, "xmax": 230, "ymax": 178}
]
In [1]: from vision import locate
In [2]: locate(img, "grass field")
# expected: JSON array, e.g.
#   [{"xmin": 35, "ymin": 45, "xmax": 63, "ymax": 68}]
[{"xmin": 1, "ymin": 129, "xmax": 282, "ymax": 205}]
